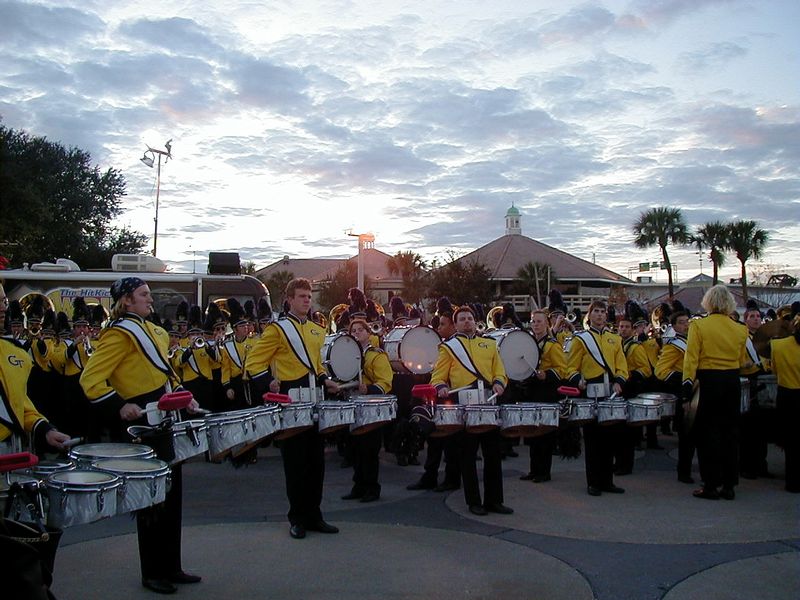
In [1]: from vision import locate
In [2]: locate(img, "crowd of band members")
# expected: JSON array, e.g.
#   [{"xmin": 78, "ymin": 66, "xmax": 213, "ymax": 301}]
[{"xmin": 3, "ymin": 281, "xmax": 799, "ymax": 516}]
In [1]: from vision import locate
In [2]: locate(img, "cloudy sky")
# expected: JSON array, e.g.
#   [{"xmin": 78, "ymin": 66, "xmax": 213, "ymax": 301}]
[{"xmin": 1, "ymin": 0, "xmax": 798, "ymax": 283}]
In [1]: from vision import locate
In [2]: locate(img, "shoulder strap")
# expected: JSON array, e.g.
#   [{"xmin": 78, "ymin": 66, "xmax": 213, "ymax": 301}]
[
  {"xmin": 224, "ymin": 339, "xmax": 243, "ymax": 370},
  {"xmin": 443, "ymin": 336, "xmax": 491, "ymax": 383},
  {"xmin": 111, "ymin": 318, "xmax": 173, "ymax": 377},
  {"xmin": 275, "ymin": 318, "xmax": 313, "ymax": 372},
  {"xmin": 575, "ymin": 330, "xmax": 613, "ymax": 375},
  {"xmin": 667, "ymin": 337, "xmax": 687, "ymax": 353}
]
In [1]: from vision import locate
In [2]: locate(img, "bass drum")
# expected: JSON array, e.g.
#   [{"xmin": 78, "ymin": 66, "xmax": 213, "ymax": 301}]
[
  {"xmin": 321, "ymin": 333, "xmax": 361, "ymax": 382},
  {"xmin": 483, "ymin": 328, "xmax": 539, "ymax": 382},
  {"xmin": 383, "ymin": 325, "xmax": 440, "ymax": 375}
]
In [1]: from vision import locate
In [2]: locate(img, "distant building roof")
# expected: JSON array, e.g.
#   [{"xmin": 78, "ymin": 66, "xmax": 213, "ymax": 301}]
[
  {"xmin": 255, "ymin": 249, "xmax": 401, "ymax": 285},
  {"xmin": 646, "ymin": 286, "xmax": 770, "ymax": 313}
]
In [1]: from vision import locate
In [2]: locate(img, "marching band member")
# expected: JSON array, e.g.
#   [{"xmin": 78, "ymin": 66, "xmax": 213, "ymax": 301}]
[
  {"xmin": 52, "ymin": 299, "xmax": 93, "ymax": 438},
  {"xmin": 0, "ymin": 283, "xmax": 70, "ymax": 456},
  {"xmin": 770, "ymin": 314, "xmax": 800, "ymax": 493},
  {"xmin": 520, "ymin": 309, "xmax": 567, "ymax": 483},
  {"xmin": 221, "ymin": 298, "xmax": 253, "ymax": 410},
  {"xmin": 5, "ymin": 299, "xmax": 26, "ymax": 343},
  {"xmin": 615, "ymin": 315, "xmax": 653, "ymax": 474},
  {"xmin": 739, "ymin": 302, "xmax": 772, "ymax": 480},
  {"xmin": 80, "ymin": 277, "xmax": 201, "ymax": 594},
  {"xmin": 566, "ymin": 299, "xmax": 628, "ymax": 497},
  {"xmin": 683, "ymin": 284, "xmax": 748, "ymax": 501},
  {"xmin": 655, "ymin": 311, "xmax": 695, "ymax": 483},
  {"xmin": 178, "ymin": 305, "xmax": 216, "ymax": 412},
  {"xmin": 430, "ymin": 305, "xmax": 512, "ymax": 516},
  {"xmin": 245, "ymin": 278, "xmax": 341, "ymax": 539},
  {"xmin": 341, "ymin": 318, "xmax": 393, "ymax": 503},
  {"xmin": 407, "ymin": 298, "xmax": 461, "ymax": 492},
  {"xmin": 256, "ymin": 297, "xmax": 272, "ymax": 336}
]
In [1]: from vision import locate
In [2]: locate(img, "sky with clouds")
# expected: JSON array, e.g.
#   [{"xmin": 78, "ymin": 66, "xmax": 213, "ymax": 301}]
[{"xmin": 1, "ymin": 0, "xmax": 798, "ymax": 283}]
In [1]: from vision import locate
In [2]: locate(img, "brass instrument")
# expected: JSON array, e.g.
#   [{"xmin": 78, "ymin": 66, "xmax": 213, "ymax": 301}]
[
  {"xmin": 28, "ymin": 324, "xmax": 42, "ymax": 336},
  {"xmin": 167, "ymin": 346, "xmax": 179, "ymax": 359},
  {"xmin": 328, "ymin": 303, "xmax": 349, "ymax": 334},
  {"xmin": 476, "ymin": 321, "xmax": 487, "ymax": 333},
  {"xmin": 485, "ymin": 306, "xmax": 504, "ymax": 331},
  {"xmin": 193, "ymin": 336, "xmax": 206, "ymax": 349},
  {"xmin": 566, "ymin": 312, "xmax": 577, "ymax": 323},
  {"xmin": 660, "ymin": 323, "xmax": 669, "ymax": 334},
  {"xmin": 369, "ymin": 321, "xmax": 384, "ymax": 335},
  {"xmin": 84, "ymin": 337, "xmax": 94, "ymax": 356},
  {"xmin": 312, "ymin": 311, "xmax": 328, "ymax": 329}
]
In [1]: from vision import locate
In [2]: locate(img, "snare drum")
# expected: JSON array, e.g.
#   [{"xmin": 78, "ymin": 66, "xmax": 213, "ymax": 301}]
[
  {"xmin": 1, "ymin": 473, "xmax": 45, "ymax": 522},
  {"xmin": 383, "ymin": 326, "xmax": 440, "ymax": 374},
  {"xmin": 275, "ymin": 401, "xmax": 315, "ymax": 439},
  {"xmin": 430, "ymin": 404, "xmax": 465, "ymax": 437},
  {"xmin": 92, "ymin": 457, "xmax": 170, "ymax": 514},
  {"xmin": 69, "ymin": 443, "xmax": 155, "ymax": 468},
  {"xmin": 500, "ymin": 403, "xmax": 559, "ymax": 437},
  {"xmin": 288, "ymin": 387, "xmax": 324, "ymax": 404},
  {"xmin": 483, "ymin": 329, "xmax": 540, "ymax": 381},
  {"xmin": 597, "ymin": 399, "xmax": 627, "ymax": 425},
  {"xmin": 756, "ymin": 374, "xmax": 777, "ymax": 409},
  {"xmin": 171, "ymin": 420, "xmax": 209, "ymax": 464},
  {"xmin": 561, "ymin": 399, "xmax": 596, "ymax": 425},
  {"xmin": 635, "ymin": 392, "xmax": 676, "ymax": 417},
  {"xmin": 317, "ymin": 401, "xmax": 356, "ymax": 434},
  {"xmin": 321, "ymin": 333, "xmax": 361, "ymax": 382},
  {"xmin": 458, "ymin": 389, "xmax": 491, "ymax": 405},
  {"xmin": 350, "ymin": 395, "xmax": 397, "ymax": 435},
  {"xmin": 45, "ymin": 470, "xmax": 122, "ymax": 528},
  {"xmin": 28, "ymin": 459, "xmax": 76, "ymax": 479},
  {"xmin": 464, "ymin": 405, "xmax": 500, "ymax": 433},
  {"xmin": 206, "ymin": 411, "xmax": 252, "ymax": 460},
  {"xmin": 627, "ymin": 397, "xmax": 662, "ymax": 425}
]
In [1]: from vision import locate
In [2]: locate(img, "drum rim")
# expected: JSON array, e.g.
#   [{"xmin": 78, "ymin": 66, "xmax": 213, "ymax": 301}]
[
  {"xmin": 69, "ymin": 443, "xmax": 153, "ymax": 458},
  {"xmin": 46, "ymin": 469, "xmax": 122, "ymax": 487},
  {"xmin": 91, "ymin": 457, "xmax": 169, "ymax": 474}
]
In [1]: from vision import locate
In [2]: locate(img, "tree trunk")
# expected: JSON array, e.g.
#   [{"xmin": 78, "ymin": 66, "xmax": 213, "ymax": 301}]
[
  {"xmin": 534, "ymin": 263, "xmax": 541, "ymax": 310},
  {"xmin": 662, "ymin": 246, "xmax": 674, "ymax": 299},
  {"xmin": 712, "ymin": 260, "xmax": 719, "ymax": 286},
  {"xmin": 740, "ymin": 259, "xmax": 748, "ymax": 302}
]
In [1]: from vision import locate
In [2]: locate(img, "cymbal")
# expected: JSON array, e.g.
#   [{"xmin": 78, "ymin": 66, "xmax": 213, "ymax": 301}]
[
  {"xmin": 752, "ymin": 319, "xmax": 791, "ymax": 359},
  {"xmin": 684, "ymin": 383, "xmax": 700, "ymax": 435}
]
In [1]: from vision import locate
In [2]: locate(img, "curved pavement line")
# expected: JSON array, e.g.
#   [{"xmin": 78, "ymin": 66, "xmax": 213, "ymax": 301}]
[
  {"xmin": 662, "ymin": 552, "xmax": 800, "ymax": 600},
  {"xmin": 446, "ymin": 470, "xmax": 798, "ymax": 544},
  {"xmin": 52, "ymin": 521, "xmax": 594, "ymax": 600}
]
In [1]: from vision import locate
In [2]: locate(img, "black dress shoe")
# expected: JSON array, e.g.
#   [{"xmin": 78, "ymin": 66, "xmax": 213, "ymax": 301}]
[
  {"xmin": 587, "ymin": 486, "xmax": 602, "ymax": 496},
  {"xmin": 484, "ymin": 503, "xmax": 514, "ymax": 514},
  {"xmin": 693, "ymin": 487, "xmax": 720, "ymax": 500},
  {"xmin": 532, "ymin": 475, "xmax": 551, "ymax": 483},
  {"xmin": 469, "ymin": 504, "xmax": 488, "ymax": 516},
  {"xmin": 719, "ymin": 487, "xmax": 735, "ymax": 500},
  {"xmin": 142, "ymin": 578, "xmax": 177, "ymax": 594},
  {"xmin": 341, "ymin": 491, "xmax": 364, "ymax": 500},
  {"xmin": 406, "ymin": 480, "xmax": 435, "ymax": 491},
  {"xmin": 360, "ymin": 492, "xmax": 380, "ymax": 503},
  {"xmin": 677, "ymin": 474, "xmax": 695, "ymax": 484},
  {"xmin": 434, "ymin": 481, "xmax": 459, "ymax": 492},
  {"xmin": 289, "ymin": 524, "xmax": 307, "ymax": 539},
  {"xmin": 601, "ymin": 485, "xmax": 625, "ymax": 494},
  {"xmin": 167, "ymin": 571, "xmax": 202, "ymax": 584},
  {"xmin": 519, "ymin": 473, "xmax": 535, "ymax": 481},
  {"xmin": 307, "ymin": 520, "xmax": 339, "ymax": 534}
]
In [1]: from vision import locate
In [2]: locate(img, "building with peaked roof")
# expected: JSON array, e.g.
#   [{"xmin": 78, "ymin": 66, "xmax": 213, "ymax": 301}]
[{"xmin": 446, "ymin": 206, "xmax": 631, "ymax": 310}]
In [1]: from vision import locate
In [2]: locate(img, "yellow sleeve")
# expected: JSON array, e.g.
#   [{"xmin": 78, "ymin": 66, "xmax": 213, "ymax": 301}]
[
  {"xmin": 683, "ymin": 321, "xmax": 701, "ymax": 384},
  {"xmin": 79, "ymin": 328, "xmax": 129, "ymax": 403},
  {"xmin": 430, "ymin": 344, "xmax": 453, "ymax": 389},
  {"xmin": 245, "ymin": 325, "xmax": 279, "ymax": 379},
  {"xmin": 365, "ymin": 350, "xmax": 393, "ymax": 393}
]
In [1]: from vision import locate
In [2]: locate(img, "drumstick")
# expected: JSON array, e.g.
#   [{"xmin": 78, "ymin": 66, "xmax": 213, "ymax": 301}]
[
  {"xmin": 485, "ymin": 393, "xmax": 498, "ymax": 404},
  {"xmin": 61, "ymin": 437, "xmax": 84, "ymax": 449},
  {"xmin": 338, "ymin": 381, "xmax": 361, "ymax": 390}
]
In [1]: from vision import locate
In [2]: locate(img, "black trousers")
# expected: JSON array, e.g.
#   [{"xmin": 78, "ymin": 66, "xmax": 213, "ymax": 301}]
[
  {"xmin": 526, "ymin": 429, "xmax": 557, "ymax": 478},
  {"xmin": 674, "ymin": 397, "xmax": 696, "ymax": 479},
  {"xmin": 695, "ymin": 370, "xmax": 740, "ymax": 489},
  {"xmin": 461, "ymin": 430, "xmax": 503, "ymax": 507},
  {"xmin": 583, "ymin": 421, "xmax": 624, "ymax": 488},
  {"xmin": 350, "ymin": 428, "xmax": 383, "ymax": 496},
  {"xmin": 137, "ymin": 463, "xmax": 183, "ymax": 579},
  {"xmin": 739, "ymin": 377, "xmax": 770, "ymax": 476},
  {"xmin": 279, "ymin": 378, "xmax": 325, "ymax": 526},
  {"xmin": 420, "ymin": 434, "xmax": 462, "ymax": 486},
  {"xmin": 777, "ymin": 386, "xmax": 800, "ymax": 492},
  {"xmin": 182, "ymin": 377, "xmax": 213, "ymax": 412}
]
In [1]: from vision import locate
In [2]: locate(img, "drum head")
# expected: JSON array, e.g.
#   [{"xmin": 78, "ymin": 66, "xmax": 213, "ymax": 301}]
[
  {"xmin": 93, "ymin": 458, "xmax": 167, "ymax": 474},
  {"xmin": 322, "ymin": 333, "xmax": 361, "ymax": 381},
  {"xmin": 388, "ymin": 326, "xmax": 440, "ymax": 374},
  {"xmin": 488, "ymin": 329, "xmax": 539, "ymax": 381},
  {"xmin": 48, "ymin": 470, "xmax": 119, "ymax": 485},
  {"xmin": 70, "ymin": 443, "xmax": 154, "ymax": 461}
]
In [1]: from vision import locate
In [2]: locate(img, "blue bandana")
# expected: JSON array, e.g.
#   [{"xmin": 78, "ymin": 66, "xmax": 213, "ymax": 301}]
[{"xmin": 110, "ymin": 277, "xmax": 146, "ymax": 302}]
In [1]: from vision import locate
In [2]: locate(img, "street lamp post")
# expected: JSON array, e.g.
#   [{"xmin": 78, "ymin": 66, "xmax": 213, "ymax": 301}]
[
  {"xmin": 346, "ymin": 230, "xmax": 375, "ymax": 291},
  {"xmin": 140, "ymin": 139, "xmax": 172, "ymax": 257}
]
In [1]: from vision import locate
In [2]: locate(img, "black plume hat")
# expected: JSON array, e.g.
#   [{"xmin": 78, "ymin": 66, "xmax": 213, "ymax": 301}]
[
  {"xmin": 7, "ymin": 299, "xmax": 24, "ymax": 326},
  {"xmin": 175, "ymin": 301, "xmax": 189, "ymax": 324},
  {"xmin": 187, "ymin": 305, "xmax": 204, "ymax": 333},
  {"xmin": 71, "ymin": 298, "xmax": 90, "ymax": 325},
  {"xmin": 26, "ymin": 295, "xmax": 46, "ymax": 323},
  {"xmin": 227, "ymin": 298, "xmax": 247, "ymax": 327},
  {"xmin": 41, "ymin": 308, "xmax": 56, "ymax": 334},
  {"xmin": 257, "ymin": 297, "xmax": 272, "ymax": 323}
]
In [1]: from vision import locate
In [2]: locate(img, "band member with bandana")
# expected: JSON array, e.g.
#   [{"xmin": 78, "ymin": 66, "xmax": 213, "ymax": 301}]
[
  {"xmin": 770, "ymin": 314, "xmax": 800, "ymax": 493},
  {"xmin": 682, "ymin": 285, "xmax": 748, "ymax": 501},
  {"xmin": 0, "ymin": 283, "xmax": 70, "ymax": 456},
  {"xmin": 520, "ymin": 310, "xmax": 567, "ymax": 483},
  {"xmin": 655, "ymin": 311, "xmax": 695, "ymax": 483},
  {"xmin": 80, "ymin": 277, "xmax": 202, "ymax": 594},
  {"xmin": 566, "ymin": 299, "xmax": 629, "ymax": 497},
  {"xmin": 245, "ymin": 278, "xmax": 341, "ymax": 539},
  {"xmin": 430, "ymin": 305, "xmax": 513, "ymax": 516},
  {"xmin": 341, "ymin": 318, "xmax": 393, "ymax": 503}
]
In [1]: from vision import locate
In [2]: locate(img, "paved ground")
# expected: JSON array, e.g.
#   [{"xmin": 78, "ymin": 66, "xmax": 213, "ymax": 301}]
[{"xmin": 51, "ymin": 433, "xmax": 799, "ymax": 600}]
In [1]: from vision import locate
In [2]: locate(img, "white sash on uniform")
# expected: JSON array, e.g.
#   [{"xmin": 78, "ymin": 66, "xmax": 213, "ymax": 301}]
[
  {"xmin": 443, "ymin": 336, "xmax": 490, "ymax": 384},
  {"xmin": 275, "ymin": 318, "xmax": 314, "ymax": 374}
]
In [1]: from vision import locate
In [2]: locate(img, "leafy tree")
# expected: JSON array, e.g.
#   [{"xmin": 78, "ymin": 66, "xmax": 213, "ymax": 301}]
[
  {"xmin": 317, "ymin": 261, "xmax": 373, "ymax": 313},
  {"xmin": 632, "ymin": 207, "xmax": 688, "ymax": 299},
  {"xmin": 0, "ymin": 124, "xmax": 146, "ymax": 268},
  {"xmin": 428, "ymin": 251, "xmax": 493, "ymax": 307},
  {"xmin": 386, "ymin": 251, "xmax": 428, "ymax": 304},
  {"xmin": 261, "ymin": 270, "xmax": 295, "ymax": 307},
  {"xmin": 692, "ymin": 221, "xmax": 729, "ymax": 285},
  {"xmin": 515, "ymin": 261, "xmax": 555, "ymax": 309},
  {"xmin": 727, "ymin": 220, "xmax": 769, "ymax": 302},
  {"xmin": 240, "ymin": 261, "xmax": 257, "ymax": 275}
]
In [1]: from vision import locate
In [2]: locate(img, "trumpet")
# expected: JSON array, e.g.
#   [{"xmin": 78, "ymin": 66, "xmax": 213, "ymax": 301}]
[
  {"xmin": 660, "ymin": 323, "xmax": 669, "ymax": 334},
  {"xmin": 84, "ymin": 337, "xmax": 94, "ymax": 356},
  {"xmin": 476, "ymin": 321, "xmax": 487, "ymax": 333},
  {"xmin": 167, "ymin": 346, "xmax": 179, "ymax": 359},
  {"xmin": 369, "ymin": 321, "xmax": 384, "ymax": 335},
  {"xmin": 193, "ymin": 336, "xmax": 206, "ymax": 349},
  {"xmin": 28, "ymin": 324, "xmax": 42, "ymax": 336},
  {"xmin": 566, "ymin": 312, "xmax": 577, "ymax": 323}
]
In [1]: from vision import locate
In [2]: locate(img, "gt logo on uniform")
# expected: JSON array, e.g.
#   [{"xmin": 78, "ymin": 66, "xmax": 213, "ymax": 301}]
[{"xmin": 7, "ymin": 354, "xmax": 24, "ymax": 367}]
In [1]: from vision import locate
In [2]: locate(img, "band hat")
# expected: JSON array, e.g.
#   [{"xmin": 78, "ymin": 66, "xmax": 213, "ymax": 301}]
[{"xmin": 110, "ymin": 277, "xmax": 146, "ymax": 303}]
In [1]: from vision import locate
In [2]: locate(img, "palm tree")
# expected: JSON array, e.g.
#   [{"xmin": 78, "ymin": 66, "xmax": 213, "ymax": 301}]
[
  {"xmin": 692, "ymin": 221, "xmax": 729, "ymax": 285},
  {"xmin": 386, "ymin": 251, "xmax": 428, "ymax": 303},
  {"xmin": 516, "ymin": 261, "xmax": 555, "ymax": 310},
  {"xmin": 727, "ymin": 220, "xmax": 769, "ymax": 302},
  {"xmin": 632, "ymin": 207, "xmax": 688, "ymax": 299}
]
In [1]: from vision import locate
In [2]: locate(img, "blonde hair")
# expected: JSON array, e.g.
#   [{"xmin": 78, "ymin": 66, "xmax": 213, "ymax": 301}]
[
  {"xmin": 701, "ymin": 284, "xmax": 736, "ymax": 315},
  {"xmin": 109, "ymin": 297, "xmax": 129, "ymax": 320}
]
